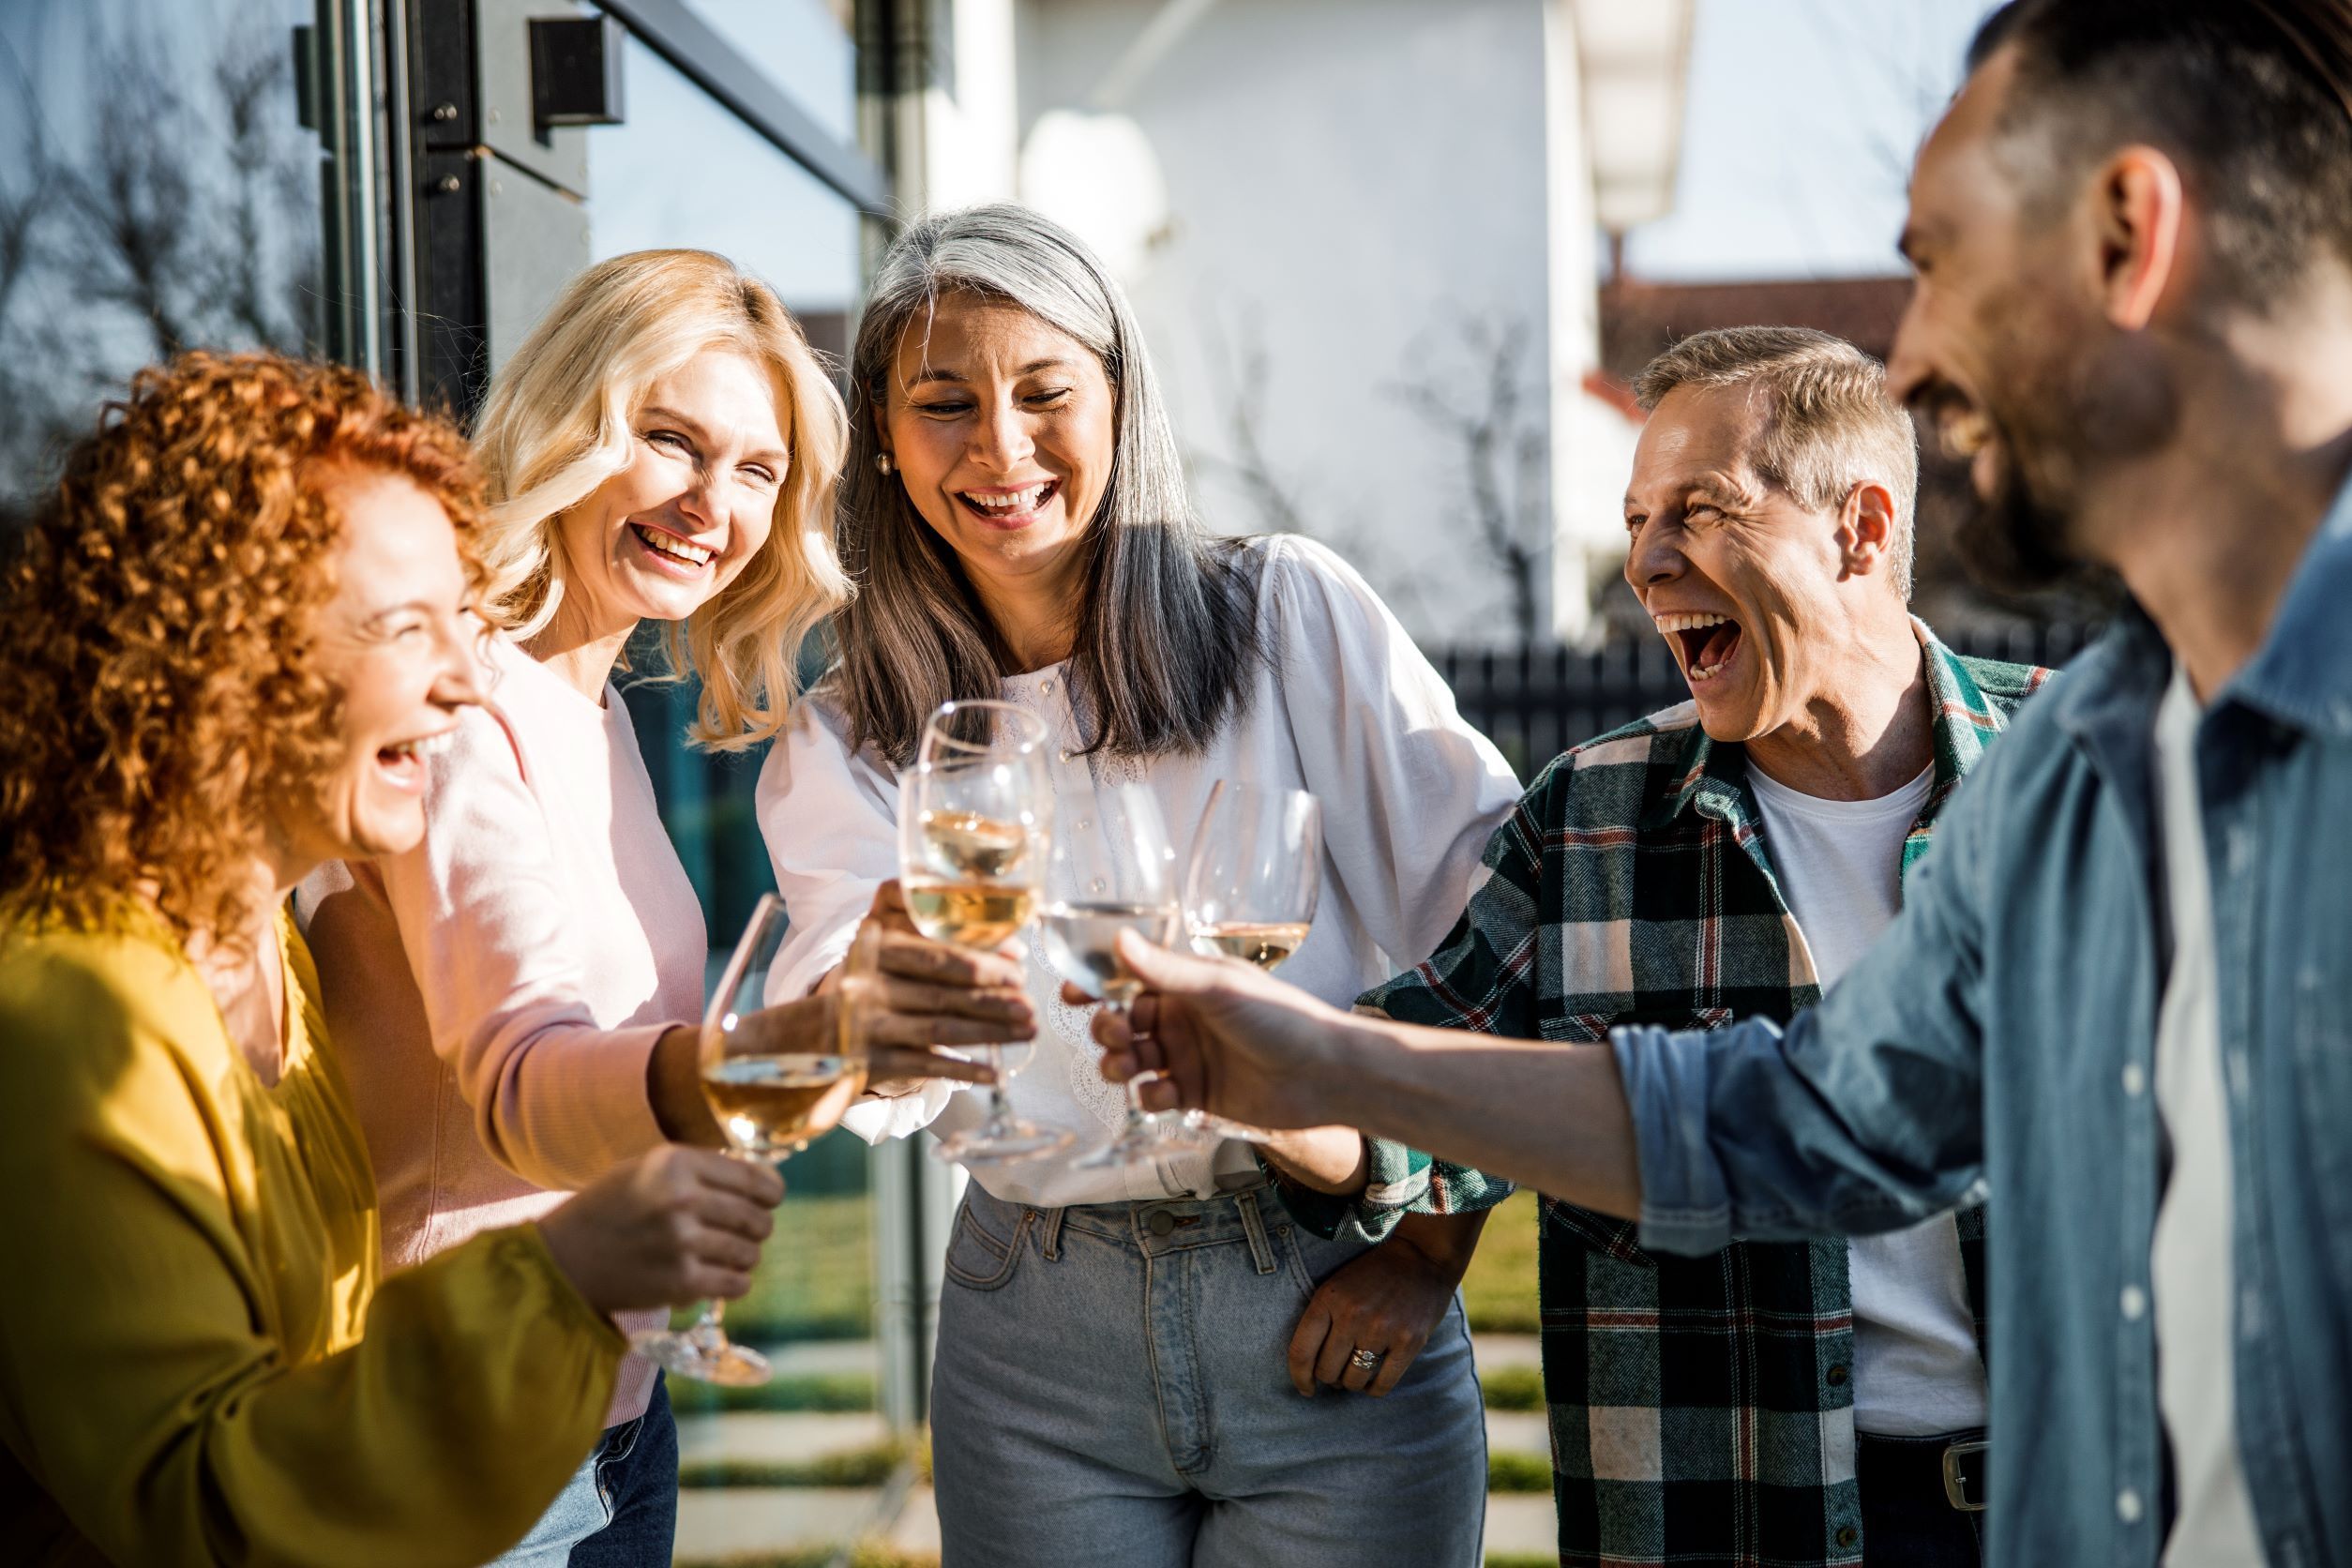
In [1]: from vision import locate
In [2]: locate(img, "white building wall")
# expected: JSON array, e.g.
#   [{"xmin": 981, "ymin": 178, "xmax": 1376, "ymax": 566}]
[{"xmin": 1015, "ymin": 0, "xmax": 1558, "ymax": 645}]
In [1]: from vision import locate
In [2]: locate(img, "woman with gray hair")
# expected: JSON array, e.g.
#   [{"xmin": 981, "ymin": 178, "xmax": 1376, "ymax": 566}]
[{"xmin": 756, "ymin": 204, "xmax": 1518, "ymax": 1564}]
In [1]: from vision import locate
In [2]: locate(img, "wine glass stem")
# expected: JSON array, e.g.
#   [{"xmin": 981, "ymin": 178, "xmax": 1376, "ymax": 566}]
[
  {"xmin": 985, "ymin": 1040, "xmax": 1015, "ymax": 1128},
  {"xmin": 1106, "ymin": 999, "xmax": 1162, "ymax": 1123}
]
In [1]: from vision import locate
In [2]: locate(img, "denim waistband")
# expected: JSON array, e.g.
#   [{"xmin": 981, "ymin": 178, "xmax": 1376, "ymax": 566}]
[{"xmin": 965, "ymin": 1178, "xmax": 1294, "ymax": 1274}]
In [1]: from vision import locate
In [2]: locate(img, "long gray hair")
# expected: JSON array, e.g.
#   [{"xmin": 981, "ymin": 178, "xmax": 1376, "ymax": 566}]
[{"xmin": 830, "ymin": 203, "xmax": 1262, "ymax": 766}]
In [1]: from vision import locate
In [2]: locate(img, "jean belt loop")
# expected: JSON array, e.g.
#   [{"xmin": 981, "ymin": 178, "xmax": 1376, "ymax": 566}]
[
  {"xmin": 1234, "ymin": 1188, "xmax": 1278, "ymax": 1275},
  {"xmin": 1034, "ymin": 1204, "xmax": 1065, "ymax": 1262}
]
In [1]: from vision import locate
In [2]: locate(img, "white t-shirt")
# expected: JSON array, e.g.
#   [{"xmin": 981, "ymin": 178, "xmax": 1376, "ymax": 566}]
[
  {"xmin": 1747, "ymin": 761, "xmax": 1990, "ymax": 1438},
  {"xmin": 756, "ymin": 535, "xmax": 1521, "ymax": 1209},
  {"xmin": 2148, "ymin": 666, "xmax": 2265, "ymax": 1567}
]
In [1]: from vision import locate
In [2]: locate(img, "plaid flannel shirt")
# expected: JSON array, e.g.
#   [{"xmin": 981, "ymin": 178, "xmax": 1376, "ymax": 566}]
[{"xmin": 1287, "ymin": 621, "xmax": 2048, "ymax": 1568}]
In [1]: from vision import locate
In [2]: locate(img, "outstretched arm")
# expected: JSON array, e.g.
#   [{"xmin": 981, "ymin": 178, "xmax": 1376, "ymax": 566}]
[{"xmin": 1093, "ymin": 938, "xmax": 1645, "ymax": 1217}]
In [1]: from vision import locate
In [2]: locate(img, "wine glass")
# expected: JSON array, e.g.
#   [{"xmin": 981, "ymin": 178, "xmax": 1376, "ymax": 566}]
[
  {"xmin": 899, "ymin": 700, "xmax": 1072, "ymax": 1166},
  {"xmin": 1053, "ymin": 783, "xmax": 1201, "ymax": 1170},
  {"xmin": 634, "ymin": 894, "xmax": 866, "ymax": 1386},
  {"xmin": 1179, "ymin": 780, "xmax": 1323, "ymax": 1143}
]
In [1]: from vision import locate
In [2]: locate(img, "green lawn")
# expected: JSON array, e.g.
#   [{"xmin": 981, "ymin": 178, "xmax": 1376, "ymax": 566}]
[
  {"xmin": 714, "ymin": 1189, "xmax": 876, "ymax": 1345},
  {"xmin": 666, "ymin": 1370, "xmax": 880, "ymax": 1416},
  {"xmin": 1460, "ymin": 1188, "xmax": 1541, "ymax": 1334}
]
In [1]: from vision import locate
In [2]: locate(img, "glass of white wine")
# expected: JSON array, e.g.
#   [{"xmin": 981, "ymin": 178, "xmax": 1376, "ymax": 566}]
[
  {"xmin": 1053, "ymin": 783, "xmax": 1201, "ymax": 1171},
  {"xmin": 899, "ymin": 700, "xmax": 1071, "ymax": 1166},
  {"xmin": 1179, "ymin": 780, "xmax": 1323, "ymax": 1144},
  {"xmin": 634, "ymin": 893, "xmax": 866, "ymax": 1386}
]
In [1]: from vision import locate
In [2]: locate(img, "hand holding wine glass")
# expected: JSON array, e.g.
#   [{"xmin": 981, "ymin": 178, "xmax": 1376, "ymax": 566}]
[
  {"xmin": 822, "ymin": 886, "xmax": 1031, "ymax": 1098},
  {"xmin": 1051, "ymin": 783, "xmax": 1204, "ymax": 1171},
  {"xmin": 1178, "ymin": 781, "xmax": 1323, "ymax": 1143},
  {"xmin": 899, "ymin": 700, "xmax": 1070, "ymax": 1166},
  {"xmin": 634, "ymin": 894, "xmax": 865, "ymax": 1385},
  {"xmin": 535, "ymin": 1144, "xmax": 784, "ymax": 1316},
  {"xmin": 1086, "ymin": 930, "xmax": 1360, "ymax": 1132}
]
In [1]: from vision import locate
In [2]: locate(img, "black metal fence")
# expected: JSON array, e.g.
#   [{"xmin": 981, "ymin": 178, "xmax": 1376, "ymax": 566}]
[
  {"xmin": 1435, "ymin": 622, "xmax": 2100, "ymax": 779},
  {"xmin": 634, "ymin": 622, "xmax": 2102, "ymax": 935}
]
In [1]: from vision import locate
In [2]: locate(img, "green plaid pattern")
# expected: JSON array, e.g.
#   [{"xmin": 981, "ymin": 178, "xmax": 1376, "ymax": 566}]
[{"xmin": 1290, "ymin": 622, "xmax": 2047, "ymax": 1568}]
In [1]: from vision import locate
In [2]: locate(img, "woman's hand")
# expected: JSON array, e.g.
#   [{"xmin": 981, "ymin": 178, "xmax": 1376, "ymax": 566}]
[
  {"xmin": 1087, "ymin": 932, "xmax": 1357, "ymax": 1129},
  {"xmin": 824, "ymin": 882, "xmax": 1035, "ymax": 1097},
  {"xmin": 1288, "ymin": 1213, "xmax": 1486, "ymax": 1397},
  {"xmin": 535, "ymin": 1144, "xmax": 784, "ymax": 1317}
]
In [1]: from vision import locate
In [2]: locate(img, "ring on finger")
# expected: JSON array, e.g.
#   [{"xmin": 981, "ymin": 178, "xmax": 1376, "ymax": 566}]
[{"xmin": 1348, "ymin": 1347, "xmax": 1384, "ymax": 1374}]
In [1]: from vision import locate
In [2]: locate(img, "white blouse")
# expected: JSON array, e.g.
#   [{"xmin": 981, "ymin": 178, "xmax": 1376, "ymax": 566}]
[{"xmin": 755, "ymin": 535, "xmax": 1519, "ymax": 1208}]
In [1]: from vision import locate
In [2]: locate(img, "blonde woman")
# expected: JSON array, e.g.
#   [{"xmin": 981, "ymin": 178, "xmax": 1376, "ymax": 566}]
[{"xmin": 300, "ymin": 251, "xmax": 1028, "ymax": 1566}]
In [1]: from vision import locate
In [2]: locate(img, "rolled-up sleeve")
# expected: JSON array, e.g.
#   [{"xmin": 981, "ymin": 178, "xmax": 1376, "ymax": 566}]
[{"xmin": 1615, "ymin": 750, "xmax": 1999, "ymax": 1255}]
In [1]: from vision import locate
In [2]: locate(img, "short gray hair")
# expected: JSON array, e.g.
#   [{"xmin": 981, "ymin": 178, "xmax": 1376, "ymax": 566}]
[
  {"xmin": 1634, "ymin": 326, "xmax": 1920, "ymax": 599},
  {"xmin": 830, "ymin": 204, "xmax": 1261, "ymax": 765}
]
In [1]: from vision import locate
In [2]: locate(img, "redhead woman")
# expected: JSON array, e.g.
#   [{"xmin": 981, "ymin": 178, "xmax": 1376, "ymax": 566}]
[
  {"xmin": 756, "ymin": 205, "xmax": 1521, "ymax": 1566},
  {"xmin": 299, "ymin": 250, "xmax": 1028, "ymax": 1565},
  {"xmin": 0, "ymin": 352, "xmax": 781, "ymax": 1566}
]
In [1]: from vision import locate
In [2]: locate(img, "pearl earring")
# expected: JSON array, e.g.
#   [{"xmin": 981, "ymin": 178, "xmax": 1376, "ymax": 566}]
[{"xmin": 876, "ymin": 453, "xmax": 894, "ymax": 475}]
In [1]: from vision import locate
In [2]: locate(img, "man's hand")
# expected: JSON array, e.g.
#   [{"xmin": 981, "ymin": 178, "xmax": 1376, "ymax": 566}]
[
  {"xmin": 822, "ymin": 883, "xmax": 1033, "ymax": 1096},
  {"xmin": 1288, "ymin": 1218, "xmax": 1476, "ymax": 1397},
  {"xmin": 1087, "ymin": 931, "xmax": 1357, "ymax": 1128}
]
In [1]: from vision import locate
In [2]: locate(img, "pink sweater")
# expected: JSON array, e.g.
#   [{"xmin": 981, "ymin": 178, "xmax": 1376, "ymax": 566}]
[{"xmin": 298, "ymin": 635, "xmax": 708, "ymax": 1425}]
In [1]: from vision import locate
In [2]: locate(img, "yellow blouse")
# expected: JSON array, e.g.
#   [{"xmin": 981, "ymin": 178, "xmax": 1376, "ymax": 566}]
[{"xmin": 0, "ymin": 909, "xmax": 625, "ymax": 1567}]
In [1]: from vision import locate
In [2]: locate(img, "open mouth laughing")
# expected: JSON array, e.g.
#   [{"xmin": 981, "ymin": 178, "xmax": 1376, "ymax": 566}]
[
  {"xmin": 375, "ymin": 728, "xmax": 454, "ymax": 792},
  {"xmin": 1654, "ymin": 610, "xmax": 1743, "ymax": 685},
  {"xmin": 627, "ymin": 520, "xmax": 717, "ymax": 574},
  {"xmin": 956, "ymin": 478, "xmax": 1061, "ymax": 527}
]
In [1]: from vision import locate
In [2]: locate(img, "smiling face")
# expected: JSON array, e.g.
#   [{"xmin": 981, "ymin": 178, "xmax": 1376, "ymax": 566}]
[
  {"xmin": 1624, "ymin": 384, "xmax": 1893, "ymax": 745},
  {"xmin": 280, "ymin": 467, "xmax": 487, "ymax": 864},
  {"xmin": 1885, "ymin": 47, "xmax": 2125, "ymax": 591},
  {"xmin": 554, "ymin": 349, "xmax": 788, "ymax": 636},
  {"xmin": 879, "ymin": 292, "xmax": 1116, "ymax": 602}
]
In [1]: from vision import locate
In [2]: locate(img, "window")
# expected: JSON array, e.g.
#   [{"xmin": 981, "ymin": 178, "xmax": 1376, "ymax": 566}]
[{"xmin": 0, "ymin": 0, "xmax": 324, "ymax": 522}]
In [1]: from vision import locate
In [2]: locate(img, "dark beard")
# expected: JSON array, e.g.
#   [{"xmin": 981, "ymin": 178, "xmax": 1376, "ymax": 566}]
[{"xmin": 1952, "ymin": 435, "xmax": 2084, "ymax": 595}]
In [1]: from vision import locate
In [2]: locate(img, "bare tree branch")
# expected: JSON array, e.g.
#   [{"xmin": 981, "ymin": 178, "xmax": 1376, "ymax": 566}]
[{"xmin": 1387, "ymin": 313, "xmax": 1549, "ymax": 645}]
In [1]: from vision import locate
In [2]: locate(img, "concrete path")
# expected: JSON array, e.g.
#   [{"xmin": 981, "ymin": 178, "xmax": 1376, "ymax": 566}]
[{"xmin": 675, "ymin": 1410, "xmax": 890, "ymax": 1466}]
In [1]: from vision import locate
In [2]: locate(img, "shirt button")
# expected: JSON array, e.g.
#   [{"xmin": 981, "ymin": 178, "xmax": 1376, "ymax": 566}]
[
  {"xmin": 2120, "ymin": 1285, "xmax": 2147, "ymax": 1320},
  {"xmin": 1825, "ymin": 1364, "xmax": 1848, "ymax": 1386},
  {"xmin": 1058, "ymin": 748, "xmax": 1074, "ymax": 763},
  {"xmin": 1076, "ymin": 819, "xmax": 1093, "ymax": 832},
  {"xmin": 1090, "ymin": 877, "xmax": 1108, "ymax": 894},
  {"xmin": 2121, "ymin": 1062, "xmax": 2147, "ymax": 1097},
  {"xmin": 1040, "ymin": 678, "xmax": 1055, "ymax": 694},
  {"xmin": 1835, "ymin": 1527, "xmax": 1858, "ymax": 1549},
  {"xmin": 2118, "ymin": 1488, "xmax": 2145, "ymax": 1524}
]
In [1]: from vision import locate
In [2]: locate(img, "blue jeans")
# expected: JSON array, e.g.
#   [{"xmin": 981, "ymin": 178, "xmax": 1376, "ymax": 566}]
[
  {"xmin": 931, "ymin": 1181, "xmax": 1487, "ymax": 1567},
  {"xmin": 489, "ymin": 1373, "xmax": 678, "ymax": 1566}
]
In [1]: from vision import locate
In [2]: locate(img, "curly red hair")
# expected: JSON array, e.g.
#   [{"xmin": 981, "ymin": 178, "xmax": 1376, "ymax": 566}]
[{"xmin": 0, "ymin": 351, "xmax": 486, "ymax": 946}]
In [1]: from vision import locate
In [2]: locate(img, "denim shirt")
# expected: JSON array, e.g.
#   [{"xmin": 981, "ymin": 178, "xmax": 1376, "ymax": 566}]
[{"xmin": 1614, "ymin": 481, "xmax": 2352, "ymax": 1568}]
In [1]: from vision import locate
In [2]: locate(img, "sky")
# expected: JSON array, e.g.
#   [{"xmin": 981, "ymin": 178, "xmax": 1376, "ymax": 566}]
[{"xmin": 1623, "ymin": 0, "xmax": 2002, "ymax": 281}]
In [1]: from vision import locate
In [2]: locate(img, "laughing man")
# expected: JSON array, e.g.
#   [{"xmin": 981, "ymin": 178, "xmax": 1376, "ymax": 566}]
[{"xmin": 1286, "ymin": 326, "xmax": 2046, "ymax": 1568}]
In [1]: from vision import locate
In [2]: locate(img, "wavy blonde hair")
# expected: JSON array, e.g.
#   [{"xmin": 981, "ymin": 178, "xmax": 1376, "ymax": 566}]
[
  {"xmin": 470, "ymin": 249, "xmax": 851, "ymax": 750},
  {"xmin": 0, "ymin": 351, "xmax": 485, "ymax": 948}
]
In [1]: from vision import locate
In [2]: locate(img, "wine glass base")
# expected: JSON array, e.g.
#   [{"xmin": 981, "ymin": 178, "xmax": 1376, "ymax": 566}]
[
  {"xmin": 1069, "ymin": 1116, "xmax": 1212, "ymax": 1171},
  {"xmin": 630, "ymin": 1327, "xmax": 772, "ymax": 1387},
  {"xmin": 931, "ymin": 1122, "xmax": 1078, "ymax": 1168},
  {"xmin": 1183, "ymin": 1110, "xmax": 1272, "ymax": 1144}
]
